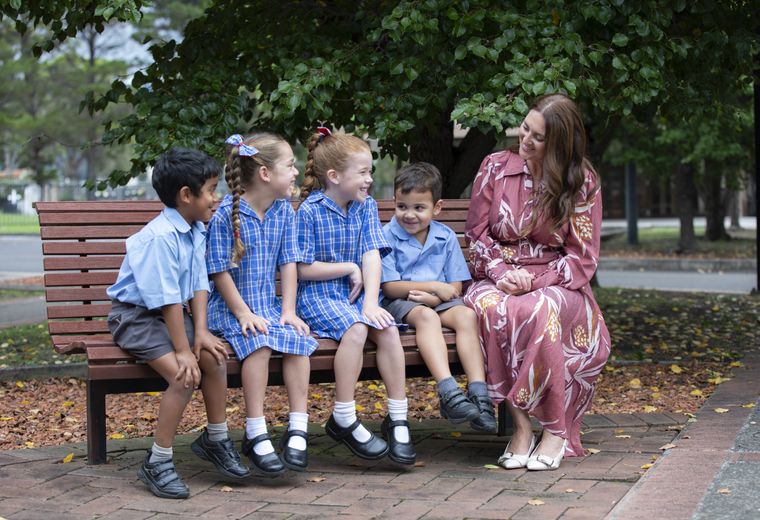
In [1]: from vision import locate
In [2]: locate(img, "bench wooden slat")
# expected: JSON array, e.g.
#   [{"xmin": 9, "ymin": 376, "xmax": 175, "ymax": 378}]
[
  {"xmin": 39, "ymin": 212, "xmax": 162, "ymax": 225},
  {"xmin": 41, "ymin": 226, "xmax": 145, "ymax": 240},
  {"xmin": 36, "ymin": 201, "xmax": 164, "ymax": 212},
  {"xmin": 42, "ymin": 242, "xmax": 126, "ymax": 255},
  {"xmin": 45, "ymin": 272, "xmax": 118, "ymax": 287},
  {"xmin": 46, "ymin": 287, "xmax": 109, "ymax": 302},
  {"xmin": 47, "ymin": 303, "xmax": 112, "ymax": 319},
  {"xmin": 48, "ymin": 320, "xmax": 109, "ymax": 335},
  {"xmin": 44, "ymin": 256, "xmax": 124, "ymax": 270}
]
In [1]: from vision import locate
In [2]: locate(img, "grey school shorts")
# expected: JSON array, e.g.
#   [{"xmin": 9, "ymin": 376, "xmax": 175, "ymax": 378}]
[
  {"xmin": 107, "ymin": 300, "xmax": 195, "ymax": 361},
  {"xmin": 381, "ymin": 297, "xmax": 466, "ymax": 325}
]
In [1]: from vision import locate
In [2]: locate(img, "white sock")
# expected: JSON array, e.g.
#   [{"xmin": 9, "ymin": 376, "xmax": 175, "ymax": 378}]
[
  {"xmin": 333, "ymin": 400, "xmax": 372, "ymax": 442},
  {"xmin": 388, "ymin": 398, "xmax": 410, "ymax": 443},
  {"xmin": 206, "ymin": 421, "xmax": 228, "ymax": 442},
  {"xmin": 149, "ymin": 442, "xmax": 172, "ymax": 463},
  {"xmin": 246, "ymin": 416, "xmax": 274, "ymax": 455},
  {"xmin": 288, "ymin": 412, "xmax": 309, "ymax": 450}
]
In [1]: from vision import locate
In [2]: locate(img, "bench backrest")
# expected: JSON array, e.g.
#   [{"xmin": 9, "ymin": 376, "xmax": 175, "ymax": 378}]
[{"xmin": 36, "ymin": 199, "xmax": 471, "ymax": 354}]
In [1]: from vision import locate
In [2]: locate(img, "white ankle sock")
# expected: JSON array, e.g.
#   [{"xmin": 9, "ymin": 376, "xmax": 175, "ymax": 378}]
[
  {"xmin": 206, "ymin": 421, "xmax": 228, "ymax": 442},
  {"xmin": 288, "ymin": 412, "xmax": 309, "ymax": 450},
  {"xmin": 333, "ymin": 401, "xmax": 371, "ymax": 442},
  {"xmin": 246, "ymin": 416, "xmax": 274, "ymax": 455},
  {"xmin": 387, "ymin": 398, "xmax": 410, "ymax": 443},
  {"xmin": 149, "ymin": 442, "xmax": 172, "ymax": 463}
]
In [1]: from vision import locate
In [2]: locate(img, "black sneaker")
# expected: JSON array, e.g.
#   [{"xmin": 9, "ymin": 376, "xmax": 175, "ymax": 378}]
[
  {"xmin": 137, "ymin": 451, "xmax": 190, "ymax": 499},
  {"xmin": 191, "ymin": 429, "xmax": 251, "ymax": 479},
  {"xmin": 439, "ymin": 387, "xmax": 480, "ymax": 424},
  {"xmin": 468, "ymin": 393, "xmax": 498, "ymax": 433}
]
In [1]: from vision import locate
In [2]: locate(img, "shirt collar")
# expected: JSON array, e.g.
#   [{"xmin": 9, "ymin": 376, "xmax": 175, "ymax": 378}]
[
  {"xmin": 499, "ymin": 150, "xmax": 528, "ymax": 177},
  {"xmin": 163, "ymin": 207, "xmax": 192, "ymax": 233},
  {"xmin": 310, "ymin": 190, "xmax": 362, "ymax": 218},
  {"xmin": 389, "ymin": 216, "xmax": 448, "ymax": 246}
]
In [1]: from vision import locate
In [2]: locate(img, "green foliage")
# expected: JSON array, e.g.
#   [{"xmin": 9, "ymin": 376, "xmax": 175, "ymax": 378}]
[
  {"xmin": 3, "ymin": 1, "xmax": 757, "ymax": 194},
  {"xmin": 0, "ymin": 0, "xmax": 144, "ymax": 56}
]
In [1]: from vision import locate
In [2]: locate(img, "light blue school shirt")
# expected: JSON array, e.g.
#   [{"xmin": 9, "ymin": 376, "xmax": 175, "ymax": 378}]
[
  {"xmin": 107, "ymin": 207, "xmax": 210, "ymax": 310},
  {"xmin": 381, "ymin": 216, "xmax": 471, "ymax": 287}
]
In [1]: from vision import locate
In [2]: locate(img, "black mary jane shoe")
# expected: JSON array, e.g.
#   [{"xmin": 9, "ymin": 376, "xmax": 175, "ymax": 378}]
[
  {"xmin": 380, "ymin": 415, "xmax": 417, "ymax": 465},
  {"xmin": 325, "ymin": 415, "xmax": 389, "ymax": 460},
  {"xmin": 279, "ymin": 429, "xmax": 309, "ymax": 472},
  {"xmin": 241, "ymin": 433, "xmax": 286, "ymax": 477}
]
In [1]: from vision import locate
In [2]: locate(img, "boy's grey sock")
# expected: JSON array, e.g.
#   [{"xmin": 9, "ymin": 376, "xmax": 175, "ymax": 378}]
[
  {"xmin": 149, "ymin": 442, "xmax": 173, "ymax": 463},
  {"xmin": 206, "ymin": 421, "xmax": 229, "ymax": 442},
  {"xmin": 437, "ymin": 376, "xmax": 459, "ymax": 395},
  {"xmin": 467, "ymin": 380, "xmax": 488, "ymax": 398}
]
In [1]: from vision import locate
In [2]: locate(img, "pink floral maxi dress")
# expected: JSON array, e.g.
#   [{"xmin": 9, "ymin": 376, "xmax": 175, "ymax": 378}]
[{"xmin": 463, "ymin": 150, "xmax": 611, "ymax": 457}]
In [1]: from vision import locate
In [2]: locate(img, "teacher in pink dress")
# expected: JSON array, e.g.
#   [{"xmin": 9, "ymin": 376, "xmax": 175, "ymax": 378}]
[{"xmin": 463, "ymin": 93, "xmax": 611, "ymax": 471}]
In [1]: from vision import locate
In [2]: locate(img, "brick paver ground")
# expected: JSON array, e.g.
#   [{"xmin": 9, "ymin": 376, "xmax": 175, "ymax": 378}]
[{"xmin": 0, "ymin": 412, "xmax": 681, "ymax": 520}]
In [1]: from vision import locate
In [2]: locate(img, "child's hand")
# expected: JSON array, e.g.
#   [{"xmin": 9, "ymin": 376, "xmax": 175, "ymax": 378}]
[
  {"xmin": 174, "ymin": 349, "xmax": 201, "ymax": 389},
  {"xmin": 432, "ymin": 282, "xmax": 460, "ymax": 302},
  {"xmin": 280, "ymin": 311, "xmax": 310, "ymax": 336},
  {"xmin": 362, "ymin": 304, "xmax": 395, "ymax": 329},
  {"xmin": 407, "ymin": 290, "xmax": 442, "ymax": 307},
  {"xmin": 192, "ymin": 329, "xmax": 228, "ymax": 365},
  {"xmin": 235, "ymin": 309, "xmax": 270, "ymax": 337},
  {"xmin": 348, "ymin": 263, "xmax": 364, "ymax": 304}
]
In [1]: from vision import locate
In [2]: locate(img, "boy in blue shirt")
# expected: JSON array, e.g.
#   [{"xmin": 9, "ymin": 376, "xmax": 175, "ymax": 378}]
[
  {"xmin": 107, "ymin": 148, "xmax": 249, "ymax": 499},
  {"xmin": 381, "ymin": 162, "xmax": 497, "ymax": 433}
]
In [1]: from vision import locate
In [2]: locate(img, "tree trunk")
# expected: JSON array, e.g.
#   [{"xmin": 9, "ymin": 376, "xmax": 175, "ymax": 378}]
[
  {"xmin": 409, "ymin": 106, "xmax": 497, "ymax": 198},
  {"xmin": 674, "ymin": 163, "xmax": 697, "ymax": 253},
  {"xmin": 702, "ymin": 160, "xmax": 730, "ymax": 241},
  {"xmin": 728, "ymin": 189, "xmax": 742, "ymax": 230}
]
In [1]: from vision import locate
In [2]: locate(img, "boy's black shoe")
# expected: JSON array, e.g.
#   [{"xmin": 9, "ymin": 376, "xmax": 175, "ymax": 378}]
[
  {"xmin": 137, "ymin": 451, "xmax": 190, "ymax": 499},
  {"xmin": 241, "ymin": 433, "xmax": 286, "ymax": 477},
  {"xmin": 191, "ymin": 429, "xmax": 251, "ymax": 479},
  {"xmin": 325, "ymin": 415, "xmax": 389, "ymax": 460},
  {"xmin": 468, "ymin": 393, "xmax": 498, "ymax": 433},
  {"xmin": 279, "ymin": 429, "xmax": 309, "ymax": 471},
  {"xmin": 380, "ymin": 415, "xmax": 416, "ymax": 465},
  {"xmin": 439, "ymin": 387, "xmax": 480, "ymax": 424}
]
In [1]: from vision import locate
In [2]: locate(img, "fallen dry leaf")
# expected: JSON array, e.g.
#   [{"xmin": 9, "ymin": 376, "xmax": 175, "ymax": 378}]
[
  {"xmin": 413, "ymin": 461, "xmax": 426, "ymax": 467},
  {"xmin": 640, "ymin": 463, "xmax": 654, "ymax": 470},
  {"xmin": 307, "ymin": 476, "xmax": 326, "ymax": 483},
  {"xmin": 483, "ymin": 464, "xmax": 500, "ymax": 469},
  {"xmin": 220, "ymin": 485, "xmax": 234, "ymax": 492},
  {"xmin": 659, "ymin": 443, "xmax": 677, "ymax": 451},
  {"xmin": 615, "ymin": 435, "xmax": 632, "ymax": 439},
  {"xmin": 643, "ymin": 405, "xmax": 658, "ymax": 413},
  {"xmin": 717, "ymin": 488, "xmax": 731, "ymax": 495},
  {"xmin": 450, "ymin": 431, "xmax": 462, "ymax": 438},
  {"xmin": 527, "ymin": 499, "xmax": 545, "ymax": 506},
  {"xmin": 714, "ymin": 408, "xmax": 729, "ymax": 414},
  {"xmin": 62, "ymin": 452, "xmax": 74, "ymax": 464},
  {"xmin": 565, "ymin": 488, "xmax": 575, "ymax": 493},
  {"xmin": 741, "ymin": 403, "xmax": 756, "ymax": 408},
  {"xmin": 586, "ymin": 448, "xmax": 601, "ymax": 454},
  {"xmin": 109, "ymin": 433, "xmax": 125, "ymax": 439},
  {"xmin": 690, "ymin": 389, "xmax": 703, "ymax": 397},
  {"xmin": 628, "ymin": 378, "xmax": 642, "ymax": 389},
  {"xmin": 670, "ymin": 365, "xmax": 683, "ymax": 374}
]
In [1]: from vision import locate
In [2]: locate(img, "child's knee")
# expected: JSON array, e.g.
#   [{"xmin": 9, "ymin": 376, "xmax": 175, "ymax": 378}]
[
  {"xmin": 167, "ymin": 378, "xmax": 194, "ymax": 400},
  {"xmin": 198, "ymin": 350, "xmax": 227, "ymax": 376},
  {"xmin": 343, "ymin": 323, "xmax": 368, "ymax": 345},
  {"xmin": 408, "ymin": 306, "xmax": 441, "ymax": 327}
]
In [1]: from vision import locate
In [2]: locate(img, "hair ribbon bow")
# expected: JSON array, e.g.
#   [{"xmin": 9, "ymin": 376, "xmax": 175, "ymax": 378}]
[
  {"xmin": 225, "ymin": 134, "xmax": 258, "ymax": 156},
  {"xmin": 317, "ymin": 126, "xmax": 332, "ymax": 142}
]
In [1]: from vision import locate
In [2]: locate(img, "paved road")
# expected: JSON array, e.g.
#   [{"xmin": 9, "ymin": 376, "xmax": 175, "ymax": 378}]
[
  {"xmin": 597, "ymin": 269, "xmax": 757, "ymax": 294},
  {"xmin": 0, "ymin": 235, "xmax": 43, "ymax": 280}
]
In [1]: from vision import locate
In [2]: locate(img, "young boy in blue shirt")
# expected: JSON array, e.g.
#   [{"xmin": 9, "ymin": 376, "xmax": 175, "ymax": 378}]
[
  {"xmin": 381, "ymin": 162, "xmax": 497, "ymax": 433},
  {"xmin": 107, "ymin": 148, "xmax": 249, "ymax": 499}
]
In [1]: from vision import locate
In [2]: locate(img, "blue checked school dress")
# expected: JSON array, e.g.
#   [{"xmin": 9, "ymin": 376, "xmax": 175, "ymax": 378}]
[
  {"xmin": 206, "ymin": 195, "xmax": 318, "ymax": 359},
  {"xmin": 296, "ymin": 192, "xmax": 391, "ymax": 341}
]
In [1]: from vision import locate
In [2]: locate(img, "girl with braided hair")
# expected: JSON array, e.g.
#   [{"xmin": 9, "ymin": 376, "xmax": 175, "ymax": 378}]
[
  {"xmin": 295, "ymin": 128, "xmax": 416, "ymax": 465},
  {"xmin": 206, "ymin": 133, "xmax": 317, "ymax": 476}
]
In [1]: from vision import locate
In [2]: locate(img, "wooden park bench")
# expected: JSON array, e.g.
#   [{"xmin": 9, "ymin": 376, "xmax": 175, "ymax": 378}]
[{"xmin": 35, "ymin": 199, "xmax": 509, "ymax": 464}]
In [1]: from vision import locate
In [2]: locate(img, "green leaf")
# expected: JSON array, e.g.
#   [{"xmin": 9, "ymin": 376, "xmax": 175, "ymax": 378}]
[
  {"xmin": 390, "ymin": 62, "xmax": 404, "ymax": 75},
  {"xmin": 454, "ymin": 46, "xmax": 467, "ymax": 60},
  {"xmin": 612, "ymin": 56, "xmax": 625, "ymax": 70},
  {"xmin": 612, "ymin": 33, "xmax": 629, "ymax": 47}
]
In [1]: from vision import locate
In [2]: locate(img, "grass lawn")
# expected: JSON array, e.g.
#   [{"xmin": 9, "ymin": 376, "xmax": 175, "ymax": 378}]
[
  {"xmin": 0, "ymin": 323, "xmax": 84, "ymax": 368},
  {"xmin": 602, "ymin": 226, "xmax": 756, "ymax": 258},
  {"xmin": 0, "ymin": 212, "xmax": 39, "ymax": 234},
  {"xmin": 0, "ymin": 289, "xmax": 44, "ymax": 301}
]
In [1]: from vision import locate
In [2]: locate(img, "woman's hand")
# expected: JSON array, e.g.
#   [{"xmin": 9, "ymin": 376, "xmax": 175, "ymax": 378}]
[
  {"xmin": 280, "ymin": 311, "xmax": 310, "ymax": 336},
  {"xmin": 362, "ymin": 303, "xmax": 395, "ymax": 329},
  {"xmin": 497, "ymin": 269, "xmax": 534, "ymax": 296},
  {"xmin": 348, "ymin": 263, "xmax": 364, "ymax": 303},
  {"xmin": 235, "ymin": 309, "xmax": 270, "ymax": 337},
  {"xmin": 407, "ymin": 290, "xmax": 442, "ymax": 307}
]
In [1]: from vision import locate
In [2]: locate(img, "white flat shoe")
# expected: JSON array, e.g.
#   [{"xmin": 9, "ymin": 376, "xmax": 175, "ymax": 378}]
[
  {"xmin": 526, "ymin": 438, "xmax": 567, "ymax": 471},
  {"xmin": 497, "ymin": 435, "xmax": 536, "ymax": 469}
]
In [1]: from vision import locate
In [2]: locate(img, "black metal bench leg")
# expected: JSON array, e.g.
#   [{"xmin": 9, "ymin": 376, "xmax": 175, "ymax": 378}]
[
  {"xmin": 497, "ymin": 400, "xmax": 513, "ymax": 437},
  {"xmin": 87, "ymin": 380, "xmax": 107, "ymax": 464}
]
